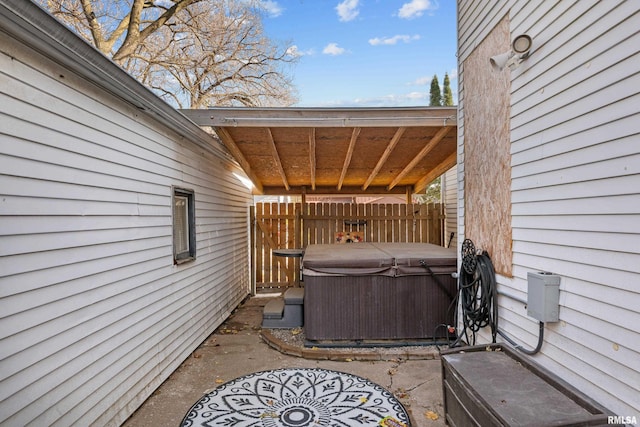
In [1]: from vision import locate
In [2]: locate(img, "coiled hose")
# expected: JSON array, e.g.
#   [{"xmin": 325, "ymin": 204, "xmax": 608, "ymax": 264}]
[
  {"xmin": 455, "ymin": 248, "xmax": 498, "ymax": 346},
  {"xmin": 453, "ymin": 239, "xmax": 543, "ymax": 354}
]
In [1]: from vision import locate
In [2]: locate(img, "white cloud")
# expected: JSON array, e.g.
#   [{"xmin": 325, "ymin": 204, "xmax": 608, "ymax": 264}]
[
  {"xmin": 398, "ymin": 0, "xmax": 436, "ymax": 19},
  {"xmin": 258, "ymin": 0, "xmax": 284, "ymax": 17},
  {"xmin": 410, "ymin": 70, "xmax": 457, "ymax": 86},
  {"xmin": 287, "ymin": 45, "xmax": 315, "ymax": 57},
  {"xmin": 369, "ymin": 34, "xmax": 421, "ymax": 46},
  {"xmin": 287, "ymin": 45, "xmax": 301, "ymax": 57},
  {"xmin": 352, "ymin": 92, "xmax": 428, "ymax": 106},
  {"xmin": 323, "ymin": 43, "xmax": 346, "ymax": 56},
  {"xmin": 411, "ymin": 76, "xmax": 432, "ymax": 85},
  {"xmin": 314, "ymin": 92, "xmax": 429, "ymax": 107},
  {"xmin": 336, "ymin": 0, "xmax": 360, "ymax": 22},
  {"xmin": 405, "ymin": 91, "xmax": 426, "ymax": 100}
]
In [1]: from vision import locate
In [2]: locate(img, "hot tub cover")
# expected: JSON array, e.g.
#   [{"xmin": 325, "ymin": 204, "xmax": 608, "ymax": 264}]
[
  {"xmin": 301, "ymin": 243, "xmax": 395, "ymax": 276},
  {"xmin": 302, "ymin": 242, "xmax": 456, "ymax": 277},
  {"xmin": 376, "ymin": 242, "xmax": 457, "ymax": 276}
]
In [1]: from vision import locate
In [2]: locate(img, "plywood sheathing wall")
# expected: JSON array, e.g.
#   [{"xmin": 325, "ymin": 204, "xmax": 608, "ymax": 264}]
[{"xmin": 463, "ymin": 15, "xmax": 513, "ymax": 277}]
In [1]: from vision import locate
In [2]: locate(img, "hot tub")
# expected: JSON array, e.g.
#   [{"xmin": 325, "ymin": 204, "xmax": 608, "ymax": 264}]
[{"xmin": 302, "ymin": 242, "xmax": 457, "ymax": 341}]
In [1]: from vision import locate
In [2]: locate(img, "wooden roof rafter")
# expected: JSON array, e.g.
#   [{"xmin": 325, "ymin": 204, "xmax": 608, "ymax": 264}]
[
  {"xmin": 215, "ymin": 127, "xmax": 264, "ymax": 193},
  {"xmin": 308, "ymin": 128, "xmax": 316, "ymax": 190},
  {"xmin": 260, "ymin": 185, "xmax": 409, "ymax": 195},
  {"xmin": 387, "ymin": 126, "xmax": 452, "ymax": 191},
  {"xmin": 338, "ymin": 127, "xmax": 361, "ymax": 191},
  {"xmin": 180, "ymin": 107, "xmax": 458, "ymax": 196},
  {"xmin": 362, "ymin": 127, "xmax": 406, "ymax": 191},
  {"xmin": 265, "ymin": 127, "xmax": 290, "ymax": 191},
  {"xmin": 414, "ymin": 151, "xmax": 457, "ymax": 193}
]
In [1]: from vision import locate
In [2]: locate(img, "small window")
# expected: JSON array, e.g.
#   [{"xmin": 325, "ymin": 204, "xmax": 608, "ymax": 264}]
[{"xmin": 172, "ymin": 187, "xmax": 196, "ymax": 264}]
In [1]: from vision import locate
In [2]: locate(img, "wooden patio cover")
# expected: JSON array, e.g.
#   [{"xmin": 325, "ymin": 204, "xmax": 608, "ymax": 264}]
[{"xmin": 180, "ymin": 107, "xmax": 457, "ymax": 197}]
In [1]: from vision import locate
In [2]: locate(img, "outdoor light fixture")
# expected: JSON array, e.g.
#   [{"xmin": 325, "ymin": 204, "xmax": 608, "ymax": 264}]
[{"xmin": 490, "ymin": 34, "xmax": 533, "ymax": 71}]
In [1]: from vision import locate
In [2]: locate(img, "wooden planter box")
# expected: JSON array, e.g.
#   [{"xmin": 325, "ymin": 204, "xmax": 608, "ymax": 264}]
[{"xmin": 440, "ymin": 344, "xmax": 611, "ymax": 426}]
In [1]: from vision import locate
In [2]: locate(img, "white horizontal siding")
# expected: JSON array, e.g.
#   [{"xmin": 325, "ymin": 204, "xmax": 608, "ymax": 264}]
[
  {"xmin": 0, "ymin": 28, "xmax": 252, "ymax": 427},
  {"xmin": 457, "ymin": 0, "xmax": 512, "ymax": 63},
  {"xmin": 511, "ymin": 2, "xmax": 635, "ymax": 115},
  {"xmin": 458, "ymin": 0, "xmax": 640, "ymax": 416},
  {"xmin": 508, "ymin": 0, "xmax": 640, "ymax": 416},
  {"xmin": 512, "ymin": 213, "xmax": 640, "ymax": 234},
  {"xmin": 497, "ymin": 302, "xmax": 640, "ymax": 413},
  {"xmin": 442, "ymin": 166, "xmax": 458, "ymax": 248}
]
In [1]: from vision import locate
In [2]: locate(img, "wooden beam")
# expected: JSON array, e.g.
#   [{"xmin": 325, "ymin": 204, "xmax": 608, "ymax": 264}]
[
  {"xmin": 387, "ymin": 126, "xmax": 452, "ymax": 191},
  {"xmin": 265, "ymin": 127, "xmax": 290, "ymax": 191},
  {"xmin": 413, "ymin": 151, "xmax": 457, "ymax": 194},
  {"xmin": 337, "ymin": 127, "xmax": 361, "ymax": 190},
  {"xmin": 362, "ymin": 127, "xmax": 406, "ymax": 190},
  {"xmin": 180, "ymin": 107, "xmax": 457, "ymax": 128},
  {"xmin": 214, "ymin": 127, "xmax": 264, "ymax": 194},
  {"xmin": 260, "ymin": 185, "xmax": 408, "ymax": 195},
  {"xmin": 308, "ymin": 128, "xmax": 316, "ymax": 190}
]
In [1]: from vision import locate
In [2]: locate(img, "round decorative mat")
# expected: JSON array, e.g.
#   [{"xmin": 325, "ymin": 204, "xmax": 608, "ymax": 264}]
[{"xmin": 180, "ymin": 367, "xmax": 411, "ymax": 427}]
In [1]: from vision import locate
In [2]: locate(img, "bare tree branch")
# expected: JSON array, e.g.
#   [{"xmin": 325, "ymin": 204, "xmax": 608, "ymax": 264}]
[
  {"xmin": 38, "ymin": 0, "xmax": 298, "ymax": 107},
  {"xmin": 113, "ymin": 0, "xmax": 202, "ymax": 61}
]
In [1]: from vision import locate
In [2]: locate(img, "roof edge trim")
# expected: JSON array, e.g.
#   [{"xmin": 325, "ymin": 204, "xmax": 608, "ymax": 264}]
[{"xmin": 180, "ymin": 107, "xmax": 457, "ymax": 128}]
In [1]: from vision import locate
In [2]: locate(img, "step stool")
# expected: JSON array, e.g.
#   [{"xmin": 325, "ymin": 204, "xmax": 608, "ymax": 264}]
[{"xmin": 261, "ymin": 288, "xmax": 304, "ymax": 329}]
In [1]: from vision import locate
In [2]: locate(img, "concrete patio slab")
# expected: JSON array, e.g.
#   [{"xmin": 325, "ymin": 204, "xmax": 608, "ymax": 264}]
[{"xmin": 122, "ymin": 296, "xmax": 446, "ymax": 427}]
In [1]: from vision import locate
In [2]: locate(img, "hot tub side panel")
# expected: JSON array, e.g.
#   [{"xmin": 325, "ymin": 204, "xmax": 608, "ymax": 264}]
[{"xmin": 304, "ymin": 273, "xmax": 456, "ymax": 341}]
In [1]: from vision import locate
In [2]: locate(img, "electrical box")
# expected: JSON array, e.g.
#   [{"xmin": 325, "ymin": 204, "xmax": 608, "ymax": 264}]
[{"xmin": 527, "ymin": 271, "xmax": 560, "ymax": 322}]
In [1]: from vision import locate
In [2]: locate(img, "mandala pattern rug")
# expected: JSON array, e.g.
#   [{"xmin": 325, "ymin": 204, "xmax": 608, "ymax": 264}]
[{"xmin": 180, "ymin": 367, "xmax": 411, "ymax": 427}]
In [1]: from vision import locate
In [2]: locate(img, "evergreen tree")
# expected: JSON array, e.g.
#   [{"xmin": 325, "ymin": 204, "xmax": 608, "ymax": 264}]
[
  {"xmin": 443, "ymin": 73, "xmax": 454, "ymax": 106},
  {"xmin": 429, "ymin": 74, "xmax": 442, "ymax": 106}
]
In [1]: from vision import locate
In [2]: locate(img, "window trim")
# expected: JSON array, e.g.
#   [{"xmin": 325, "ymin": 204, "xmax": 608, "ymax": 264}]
[{"xmin": 172, "ymin": 186, "xmax": 196, "ymax": 264}]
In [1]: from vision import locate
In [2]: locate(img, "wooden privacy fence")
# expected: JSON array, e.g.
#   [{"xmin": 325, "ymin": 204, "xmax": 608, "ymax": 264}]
[{"xmin": 252, "ymin": 202, "xmax": 444, "ymax": 288}]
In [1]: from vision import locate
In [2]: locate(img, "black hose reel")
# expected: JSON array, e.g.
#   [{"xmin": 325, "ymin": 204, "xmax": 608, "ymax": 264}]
[
  {"xmin": 456, "ymin": 239, "xmax": 498, "ymax": 346},
  {"xmin": 454, "ymin": 238, "xmax": 544, "ymax": 354}
]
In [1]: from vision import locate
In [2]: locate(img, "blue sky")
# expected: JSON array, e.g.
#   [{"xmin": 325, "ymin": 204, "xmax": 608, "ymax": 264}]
[{"xmin": 258, "ymin": 0, "xmax": 457, "ymax": 107}]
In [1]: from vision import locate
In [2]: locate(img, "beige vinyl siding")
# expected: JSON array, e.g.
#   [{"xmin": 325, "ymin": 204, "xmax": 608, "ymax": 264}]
[
  {"xmin": 442, "ymin": 166, "xmax": 458, "ymax": 248},
  {"xmin": 0, "ymin": 24, "xmax": 252, "ymax": 427},
  {"xmin": 457, "ymin": 0, "xmax": 640, "ymax": 416}
]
